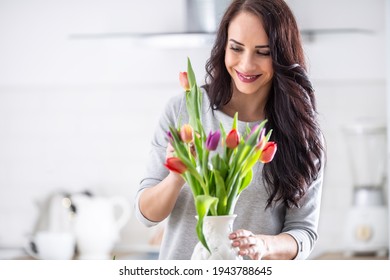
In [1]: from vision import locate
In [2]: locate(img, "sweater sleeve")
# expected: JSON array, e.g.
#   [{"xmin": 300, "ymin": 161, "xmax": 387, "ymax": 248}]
[
  {"xmin": 134, "ymin": 94, "xmax": 186, "ymax": 227},
  {"xmin": 282, "ymin": 159, "xmax": 325, "ymax": 259}
]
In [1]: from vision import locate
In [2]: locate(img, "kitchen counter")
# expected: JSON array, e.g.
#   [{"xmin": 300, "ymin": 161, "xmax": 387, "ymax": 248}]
[
  {"xmin": 1, "ymin": 244, "xmax": 160, "ymax": 260},
  {"xmin": 315, "ymin": 251, "xmax": 389, "ymax": 260}
]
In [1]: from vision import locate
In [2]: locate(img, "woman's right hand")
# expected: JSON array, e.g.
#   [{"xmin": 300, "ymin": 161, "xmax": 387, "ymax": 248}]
[
  {"xmin": 138, "ymin": 143, "xmax": 185, "ymax": 222},
  {"xmin": 166, "ymin": 142, "xmax": 175, "ymax": 160}
]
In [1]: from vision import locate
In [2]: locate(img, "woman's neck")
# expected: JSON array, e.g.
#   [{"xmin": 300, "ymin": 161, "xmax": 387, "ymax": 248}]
[{"xmin": 222, "ymin": 89, "xmax": 268, "ymax": 122}]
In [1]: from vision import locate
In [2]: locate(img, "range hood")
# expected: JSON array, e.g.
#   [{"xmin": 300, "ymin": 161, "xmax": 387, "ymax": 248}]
[
  {"xmin": 69, "ymin": 0, "xmax": 378, "ymax": 47},
  {"xmin": 69, "ymin": 0, "xmax": 231, "ymax": 48}
]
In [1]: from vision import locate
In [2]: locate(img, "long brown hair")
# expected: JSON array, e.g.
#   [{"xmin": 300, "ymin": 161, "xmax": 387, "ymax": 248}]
[{"xmin": 204, "ymin": 0, "xmax": 325, "ymax": 208}]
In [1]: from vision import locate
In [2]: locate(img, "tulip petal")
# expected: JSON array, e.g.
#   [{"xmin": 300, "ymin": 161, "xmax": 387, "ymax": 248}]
[
  {"xmin": 226, "ymin": 129, "xmax": 240, "ymax": 149},
  {"xmin": 164, "ymin": 157, "xmax": 187, "ymax": 174},
  {"xmin": 180, "ymin": 124, "xmax": 193, "ymax": 143},
  {"xmin": 179, "ymin": 72, "xmax": 190, "ymax": 91},
  {"xmin": 206, "ymin": 130, "xmax": 221, "ymax": 151},
  {"xmin": 260, "ymin": 142, "xmax": 277, "ymax": 163}
]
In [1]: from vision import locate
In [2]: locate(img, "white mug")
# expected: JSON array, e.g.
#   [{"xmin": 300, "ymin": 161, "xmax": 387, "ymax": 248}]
[{"xmin": 25, "ymin": 231, "xmax": 75, "ymax": 260}]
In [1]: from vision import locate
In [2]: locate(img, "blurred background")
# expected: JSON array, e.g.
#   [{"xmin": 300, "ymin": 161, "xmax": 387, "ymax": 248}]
[{"xmin": 0, "ymin": 0, "xmax": 389, "ymax": 260}]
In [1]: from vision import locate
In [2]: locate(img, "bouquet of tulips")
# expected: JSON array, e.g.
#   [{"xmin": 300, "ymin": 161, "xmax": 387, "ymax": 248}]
[{"xmin": 164, "ymin": 58, "xmax": 277, "ymax": 252}]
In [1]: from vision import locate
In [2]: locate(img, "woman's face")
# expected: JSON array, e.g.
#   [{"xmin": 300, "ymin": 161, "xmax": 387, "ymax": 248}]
[{"xmin": 225, "ymin": 11, "xmax": 273, "ymax": 96}]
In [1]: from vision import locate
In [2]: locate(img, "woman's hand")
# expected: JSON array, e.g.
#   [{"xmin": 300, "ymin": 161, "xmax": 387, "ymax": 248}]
[
  {"xmin": 166, "ymin": 142, "xmax": 175, "ymax": 159},
  {"xmin": 229, "ymin": 229, "xmax": 267, "ymax": 260}
]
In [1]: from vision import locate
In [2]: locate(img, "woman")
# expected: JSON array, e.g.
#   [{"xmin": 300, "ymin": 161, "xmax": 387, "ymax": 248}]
[{"xmin": 136, "ymin": 0, "xmax": 325, "ymax": 260}]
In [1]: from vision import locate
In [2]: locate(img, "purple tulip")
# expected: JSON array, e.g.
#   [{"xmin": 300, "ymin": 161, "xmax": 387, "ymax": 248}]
[
  {"xmin": 166, "ymin": 131, "xmax": 173, "ymax": 143},
  {"xmin": 206, "ymin": 130, "xmax": 221, "ymax": 151}
]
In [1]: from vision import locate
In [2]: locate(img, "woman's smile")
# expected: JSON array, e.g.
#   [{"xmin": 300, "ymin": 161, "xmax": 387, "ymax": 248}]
[{"xmin": 235, "ymin": 70, "xmax": 261, "ymax": 83}]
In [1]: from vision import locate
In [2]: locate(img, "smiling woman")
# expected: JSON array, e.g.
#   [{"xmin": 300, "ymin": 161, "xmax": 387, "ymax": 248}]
[
  {"xmin": 136, "ymin": 0, "xmax": 325, "ymax": 260},
  {"xmin": 223, "ymin": 11, "xmax": 273, "ymax": 122},
  {"xmin": 225, "ymin": 13, "xmax": 273, "ymax": 87}
]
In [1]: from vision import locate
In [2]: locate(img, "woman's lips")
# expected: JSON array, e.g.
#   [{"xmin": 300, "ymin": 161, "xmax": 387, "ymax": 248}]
[{"xmin": 235, "ymin": 70, "xmax": 261, "ymax": 83}]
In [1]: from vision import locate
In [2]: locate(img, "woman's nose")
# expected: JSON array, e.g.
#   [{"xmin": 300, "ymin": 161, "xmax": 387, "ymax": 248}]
[{"xmin": 240, "ymin": 53, "xmax": 256, "ymax": 72}]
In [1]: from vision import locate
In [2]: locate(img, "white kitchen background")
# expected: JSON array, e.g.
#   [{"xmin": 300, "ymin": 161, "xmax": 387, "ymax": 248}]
[{"xmin": 0, "ymin": 0, "xmax": 389, "ymax": 259}]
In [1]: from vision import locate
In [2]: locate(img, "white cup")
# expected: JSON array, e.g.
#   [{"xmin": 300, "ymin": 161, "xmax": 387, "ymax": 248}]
[{"xmin": 25, "ymin": 231, "xmax": 75, "ymax": 260}]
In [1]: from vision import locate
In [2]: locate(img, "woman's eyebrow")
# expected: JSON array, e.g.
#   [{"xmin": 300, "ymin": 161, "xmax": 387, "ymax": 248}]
[{"xmin": 229, "ymin": 39, "xmax": 269, "ymax": 48}]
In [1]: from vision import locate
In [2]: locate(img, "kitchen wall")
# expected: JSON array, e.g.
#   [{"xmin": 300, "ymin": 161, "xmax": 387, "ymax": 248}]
[{"xmin": 0, "ymin": 0, "xmax": 388, "ymax": 259}]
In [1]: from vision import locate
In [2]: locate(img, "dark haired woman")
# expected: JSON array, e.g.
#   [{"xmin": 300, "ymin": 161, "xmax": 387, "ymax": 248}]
[{"xmin": 135, "ymin": 0, "xmax": 325, "ymax": 260}]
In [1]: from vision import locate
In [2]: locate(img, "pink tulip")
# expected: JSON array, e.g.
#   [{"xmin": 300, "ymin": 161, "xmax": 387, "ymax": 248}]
[
  {"xmin": 255, "ymin": 128, "xmax": 266, "ymax": 150},
  {"xmin": 164, "ymin": 157, "xmax": 187, "ymax": 174},
  {"xmin": 259, "ymin": 142, "xmax": 277, "ymax": 163},
  {"xmin": 179, "ymin": 72, "xmax": 190, "ymax": 91}
]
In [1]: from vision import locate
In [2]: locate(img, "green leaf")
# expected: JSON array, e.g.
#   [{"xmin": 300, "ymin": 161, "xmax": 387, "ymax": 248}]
[
  {"xmin": 187, "ymin": 57, "xmax": 197, "ymax": 89},
  {"xmin": 183, "ymin": 172, "xmax": 201, "ymax": 197},
  {"xmin": 240, "ymin": 149, "xmax": 261, "ymax": 178},
  {"xmin": 201, "ymin": 149, "xmax": 210, "ymax": 195},
  {"xmin": 238, "ymin": 169, "xmax": 253, "ymax": 194},
  {"xmin": 214, "ymin": 170, "xmax": 228, "ymax": 214},
  {"xmin": 265, "ymin": 128, "xmax": 273, "ymax": 141},
  {"xmin": 169, "ymin": 126, "xmax": 206, "ymax": 191},
  {"xmin": 195, "ymin": 195, "xmax": 219, "ymax": 252},
  {"xmin": 226, "ymin": 175, "xmax": 242, "ymax": 214},
  {"xmin": 232, "ymin": 112, "xmax": 238, "ymax": 130}
]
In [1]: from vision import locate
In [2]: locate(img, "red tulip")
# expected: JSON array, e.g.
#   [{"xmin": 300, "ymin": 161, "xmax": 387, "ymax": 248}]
[
  {"xmin": 226, "ymin": 129, "xmax": 240, "ymax": 149},
  {"xmin": 164, "ymin": 157, "xmax": 187, "ymax": 174},
  {"xmin": 259, "ymin": 142, "xmax": 277, "ymax": 163},
  {"xmin": 179, "ymin": 72, "xmax": 190, "ymax": 91},
  {"xmin": 180, "ymin": 124, "xmax": 193, "ymax": 143}
]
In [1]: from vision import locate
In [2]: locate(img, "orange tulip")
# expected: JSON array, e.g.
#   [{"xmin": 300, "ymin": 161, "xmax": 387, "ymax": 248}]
[
  {"xmin": 180, "ymin": 124, "xmax": 193, "ymax": 143},
  {"xmin": 164, "ymin": 157, "xmax": 187, "ymax": 174},
  {"xmin": 179, "ymin": 72, "xmax": 190, "ymax": 91},
  {"xmin": 259, "ymin": 142, "xmax": 277, "ymax": 163}
]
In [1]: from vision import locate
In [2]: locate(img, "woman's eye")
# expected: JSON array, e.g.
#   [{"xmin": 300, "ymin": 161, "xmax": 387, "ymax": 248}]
[
  {"xmin": 257, "ymin": 50, "xmax": 271, "ymax": 56},
  {"xmin": 230, "ymin": 46, "xmax": 242, "ymax": 52}
]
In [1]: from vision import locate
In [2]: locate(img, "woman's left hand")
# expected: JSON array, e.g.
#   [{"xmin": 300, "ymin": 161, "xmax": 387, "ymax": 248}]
[{"xmin": 229, "ymin": 229, "xmax": 267, "ymax": 260}]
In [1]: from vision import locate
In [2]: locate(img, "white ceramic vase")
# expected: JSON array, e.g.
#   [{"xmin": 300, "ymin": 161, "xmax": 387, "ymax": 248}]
[{"xmin": 191, "ymin": 215, "xmax": 242, "ymax": 260}]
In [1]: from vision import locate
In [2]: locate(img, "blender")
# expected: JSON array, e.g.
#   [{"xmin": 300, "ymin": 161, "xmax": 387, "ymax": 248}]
[{"xmin": 343, "ymin": 120, "xmax": 388, "ymax": 256}]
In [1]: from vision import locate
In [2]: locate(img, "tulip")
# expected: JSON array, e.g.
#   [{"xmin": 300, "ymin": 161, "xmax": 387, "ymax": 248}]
[
  {"xmin": 166, "ymin": 131, "xmax": 173, "ymax": 143},
  {"xmin": 259, "ymin": 141, "xmax": 277, "ymax": 163},
  {"xmin": 164, "ymin": 157, "xmax": 187, "ymax": 174},
  {"xmin": 180, "ymin": 124, "xmax": 193, "ymax": 143},
  {"xmin": 179, "ymin": 72, "xmax": 190, "ymax": 91},
  {"xmin": 248, "ymin": 124, "xmax": 259, "ymax": 137},
  {"xmin": 225, "ymin": 129, "xmax": 240, "ymax": 149},
  {"xmin": 206, "ymin": 130, "xmax": 221, "ymax": 151},
  {"xmin": 255, "ymin": 128, "xmax": 266, "ymax": 151}
]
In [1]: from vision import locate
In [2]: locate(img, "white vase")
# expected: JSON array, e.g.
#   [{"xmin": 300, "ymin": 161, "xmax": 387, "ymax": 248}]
[{"xmin": 191, "ymin": 215, "xmax": 242, "ymax": 260}]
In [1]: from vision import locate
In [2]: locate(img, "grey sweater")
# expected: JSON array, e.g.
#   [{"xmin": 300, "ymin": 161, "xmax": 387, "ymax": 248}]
[{"xmin": 135, "ymin": 89, "xmax": 323, "ymax": 260}]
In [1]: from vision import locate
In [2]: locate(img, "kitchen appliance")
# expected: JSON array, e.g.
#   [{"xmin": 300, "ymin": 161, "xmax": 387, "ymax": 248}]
[
  {"xmin": 26, "ymin": 191, "xmax": 76, "ymax": 259},
  {"xmin": 71, "ymin": 192, "xmax": 131, "ymax": 260},
  {"xmin": 343, "ymin": 120, "xmax": 388, "ymax": 256},
  {"xmin": 186, "ymin": 0, "xmax": 231, "ymax": 33}
]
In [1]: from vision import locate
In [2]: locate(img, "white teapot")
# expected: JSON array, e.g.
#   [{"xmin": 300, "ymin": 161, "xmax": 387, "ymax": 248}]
[{"xmin": 71, "ymin": 194, "xmax": 131, "ymax": 259}]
